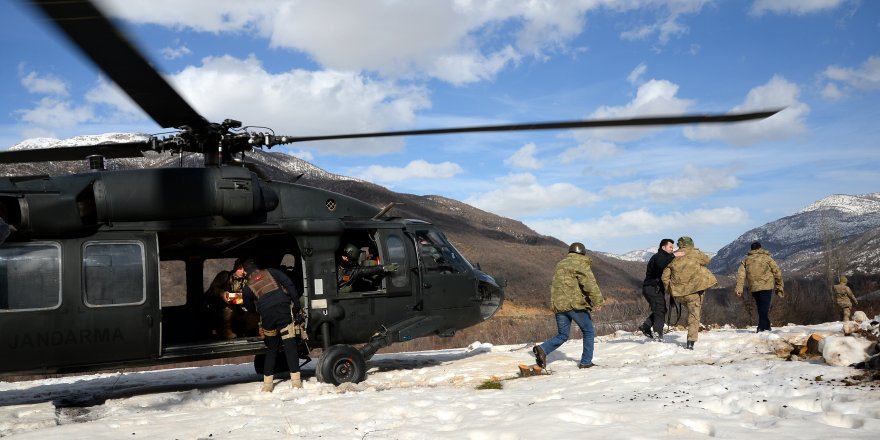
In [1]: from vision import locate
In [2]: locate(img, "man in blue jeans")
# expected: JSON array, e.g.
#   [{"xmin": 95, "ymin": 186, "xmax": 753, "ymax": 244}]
[{"xmin": 534, "ymin": 242, "xmax": 605, "ymax": 369}]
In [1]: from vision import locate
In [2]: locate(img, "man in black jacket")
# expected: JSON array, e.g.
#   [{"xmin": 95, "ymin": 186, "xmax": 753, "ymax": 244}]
[
  {"xmin": 242, "ymin": 259, "xmax": 304, "ymax": 392},
  {"xmin": 639, "ymin": 239, "xmax": 680, "ymax": 341}
]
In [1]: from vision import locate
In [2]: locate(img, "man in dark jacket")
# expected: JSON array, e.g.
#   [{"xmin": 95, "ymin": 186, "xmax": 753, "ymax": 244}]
[
  {"xmin": 639, "ymin": 238, "xmax": 679, "ymax": 341},
  {"xmin": 242, "ymin": 259, "xmax": 304, "ymax": 392}
]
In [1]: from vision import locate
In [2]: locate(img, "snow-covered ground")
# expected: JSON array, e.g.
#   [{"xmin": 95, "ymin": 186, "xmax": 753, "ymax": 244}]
[{"xmin": 2, "ymin": 322, "xmax": 878, "ymax": 439}]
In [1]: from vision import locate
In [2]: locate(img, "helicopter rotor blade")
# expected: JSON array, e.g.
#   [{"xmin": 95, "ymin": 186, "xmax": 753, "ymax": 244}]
[
  {"xmin": 278, "ymin": 109, "xmax": 782, "ymax": 144},
  {"xmin": 0, "ymin": 142, "xmax": 150, "ymax": 164},
  {"xmin": 27, "ymin": 0, "xmax": 209, "ymax": 132}
]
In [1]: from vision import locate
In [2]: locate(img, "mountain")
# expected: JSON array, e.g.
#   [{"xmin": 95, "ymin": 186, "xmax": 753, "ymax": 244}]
[
  {"xmin": 599, "ymin": 247, "xmax": 655, "ymax": 263},
  {"xmin": 710, "ymin": 193, "xmax": 880, "ymax": 276},
  {"xmin": 2, "ymin": 135, "xmax": 646, "ymax": 309}
]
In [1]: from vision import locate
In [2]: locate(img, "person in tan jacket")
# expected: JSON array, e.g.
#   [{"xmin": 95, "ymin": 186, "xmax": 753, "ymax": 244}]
[
  {"xmin": 661, "ymin": 237, "xmax": 717, "ymax": 350},
  {"xmin": 735, "ymin": 242, "xmax": 784, "ymax": 332},
  {"xmin": 833, "ymin": 275, "xmax": 858, "ymax": 321}
]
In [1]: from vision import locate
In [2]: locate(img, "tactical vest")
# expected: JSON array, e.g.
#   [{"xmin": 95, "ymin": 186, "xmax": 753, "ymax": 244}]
[{"xmin": 248, "ymin": 269, "xmax": 281, "ymax": 299}]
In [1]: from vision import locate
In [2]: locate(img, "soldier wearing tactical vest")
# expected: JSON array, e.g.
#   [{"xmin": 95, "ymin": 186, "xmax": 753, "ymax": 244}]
[
  {"xmin": 661, "ymin": 237, "xmax": 717, "ymax": 350},
  {"xmin": 206, "ymin": 258, "xmax": 251, "ymax": 339},
  {"xmin": 241, "ymin": 259, "xmax": 304, "ymax": 392},
  {"xmin": 337, "ymin": 244, "xmax": 398, "ymax": 293},
  {"xmin": 533, "ymin": 242, "xmax": 604, "ymax": 370},
  {"xmin": 735, "ymin": 241, "xmax": 784, "ymax": 332},
  {"xmin": 833, "ymin": 275, "xmax": 858, "ymax": 322}
]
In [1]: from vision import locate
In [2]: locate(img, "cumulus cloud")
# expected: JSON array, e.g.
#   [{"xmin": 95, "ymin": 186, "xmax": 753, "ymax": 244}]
[
  {"xmin": 528, "ymin": 206, "xmax": 749, "ymax": 242},
  {"xmin": 19, "ymin": 67, "xmax": 68, "ymax": 96},
  {"xmin": 683, "ymin": 75, "xmax": 808, "ymax": 145},
  {"xmin": 353, "ymin": 160, "xmax": 463, "ymax": 183},
  {"xmin": 559, "ymin": 139, "xmax": 621, "ymax": 163},
  {"xmin": 16, "ymin": 97, "xmax": 94, "ymax": 130},
  {"xmin": 465, "ymin": 173, "xmax": 599, "ymax": 217},
  {"xmin": 820, "ymin": 56, "xmax": 880, "ymax": 98},
  {"xmin": 168, "ymin": 54, "xmax": 430, "ymax": 154},
  {"xmin": 573, "ymin": 79, "xmax": 695, "ymax": 143},
  {"xmin": 504, "ymin": 143, "xmax": 543, "ymax": 169},
  {"xmin": 615, "ymin": 0, "xmax": 711, "ymax": 44},
  {"xmin": 97, "ymin": 0, "xmax": 706, "ymax": 84},
  {"xmin": 602, "ymin": 164, "xmax": 739, "ymax": 200},
  {"xmin": 750, "ymin": 0, "xmax": 845, "ymax": 16}
]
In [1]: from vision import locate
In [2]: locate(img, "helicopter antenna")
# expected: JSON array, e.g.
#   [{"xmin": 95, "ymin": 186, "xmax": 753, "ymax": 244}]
[{"xmin": 373, "ymin": 202, "xmax": 404, "ymax": 220}]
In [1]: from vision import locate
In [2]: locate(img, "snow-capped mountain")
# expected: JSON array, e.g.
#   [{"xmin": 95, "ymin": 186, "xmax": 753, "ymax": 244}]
[
  {"xmin": 599, "ymin": 247, "xmax": 656, "ymax": 263},
  {"xmin": 710, "ymin": 193, "xmax": 880, "ymax": 276},
  {"xmin": 5, "ymin": 134, "xmax": 347, "ymax": 182}
]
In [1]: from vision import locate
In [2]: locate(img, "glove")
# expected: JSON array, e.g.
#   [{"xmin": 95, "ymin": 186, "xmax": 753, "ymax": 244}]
[
  {"xmin": 775, "ymin": 289, "xmax": 784, "ymax": 298},
  {"xmin": 383, "ymin": 263, "xmax": 399, "ymax": 272}
]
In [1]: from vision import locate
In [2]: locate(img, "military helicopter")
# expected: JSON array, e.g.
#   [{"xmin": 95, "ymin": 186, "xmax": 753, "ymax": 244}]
[{"xmin": 0, "ymin": 0, "xmax": 779, "ymax": 384}]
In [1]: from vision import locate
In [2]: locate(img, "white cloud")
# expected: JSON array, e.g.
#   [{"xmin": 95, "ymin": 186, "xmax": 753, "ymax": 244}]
[
  {"xmin": 353, "ymin": 160, "xmax": 463, "ymax": 184},
  {"xmin": 750, "ymin": 0, "xmax": 845, "ymax": 16},
  {"xmin": 615, "ymin": 0, "xmax": 711, "ymax": 44},
  {"xmin": 465, "ymin": 173, "xmax": 599, "ymax": 217},
  {"xmin": 161, "ymin": 45, "xmax": 192, "ymax": 60},
  {"xmin": 19, "ymin": 68, "xmax": 68, "ymax": 96},
  {"xmin": 528, "ymin": 206, "xmax": 749, "ymax": 243},
  {"xmin": 16, "ymin": 97, "xmax": 94, "ymax": 131},
  {"xmin": 504, "ymin": 143, "xmax": 543, "ymax": 169},
  {"xmin": 96, "ymin": 1, "xmax": 708, "ymax": 84},
  {"xmin": 574, "ymin": 79, "xmax": 695, "ymax": 143},
  {"xmin": 684, "ymin": 75, "xmax": 809, "ymax": 145},
  {"xmin": 84, "ymin": 77, "xmax": 146, "ymax": 119},
  {"xmin": 559, "ymin": 139, "xmax": 621, "ymax": 163},
  {"xmin": 601, "ymin": 165, "xmax": 739, "ymax": 200},
  {"xmin": 627, "ymin": 63, "xmax": 647, "ymax": 85},
  {"xmin": 820, "ymin": 56, "xmax": 880, "ymax": 97},
  {"xmin": 168, "ymin": 55, "xmax": 430, "ymax": 154}
]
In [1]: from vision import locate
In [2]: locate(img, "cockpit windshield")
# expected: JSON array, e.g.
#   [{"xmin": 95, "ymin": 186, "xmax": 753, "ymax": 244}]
[{"xmin": 414, "ymin": 229, "xmax": 472, "ymax": 274}]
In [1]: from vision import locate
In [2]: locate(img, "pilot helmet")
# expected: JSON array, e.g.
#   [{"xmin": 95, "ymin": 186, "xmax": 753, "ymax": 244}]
[
  {"xmin": 343, "ymin": 243, "xmax": 361, "ymax": 260},
  {"xmin": 568, "ymin": 242, "xmax": 586, "ymax": 255}
]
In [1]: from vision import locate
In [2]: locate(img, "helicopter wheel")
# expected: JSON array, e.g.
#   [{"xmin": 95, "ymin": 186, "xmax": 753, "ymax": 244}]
[{"xmin": 315, "ymin": 344, "xmax": 366, "ymax": 385}]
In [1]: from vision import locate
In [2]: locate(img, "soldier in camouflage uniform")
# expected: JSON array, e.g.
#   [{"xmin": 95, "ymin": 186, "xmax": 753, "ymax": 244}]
[
  {"xmin": 533, "ymin": 242, "xmax": 605, "ymax": 369},
  {"xmin": 735, "ymin": 242, "xmax": 784, "ymax": 332},
  {"xmin": 661, "ymin": 237, "xmax": 717, "ymax": 350},
  {"xmin": 833, "ymin": 275, "xmax": 858, "ymax": 322}
]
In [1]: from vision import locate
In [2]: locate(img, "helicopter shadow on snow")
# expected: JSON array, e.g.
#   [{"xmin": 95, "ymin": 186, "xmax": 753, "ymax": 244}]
[
  {"xmin": 0, "ymin": 363, "xmax": 267, "ymax": 408},
  {"xmin": 366, "ymin": 344, "xmax": 494, "ymax": 373}
]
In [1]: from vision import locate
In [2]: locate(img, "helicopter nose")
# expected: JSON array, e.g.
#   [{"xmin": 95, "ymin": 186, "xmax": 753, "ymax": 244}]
[{"xmin": 477, "ymin": 275, "xmax": 504, "ymax": 321}]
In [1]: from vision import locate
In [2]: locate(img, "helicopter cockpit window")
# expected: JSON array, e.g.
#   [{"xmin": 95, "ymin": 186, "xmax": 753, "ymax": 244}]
[
  {"xmin": 415, "ymin": 230, "xmax": 471, "ymax": 274},
  {"xmin": 0, "ymin": 242, "xmax": 61, "ymax": 311},
  {"xmin": 83, "ymin": 242, "xmax": 146, "ymax": 307},
  {"xmin": 337, "ymin": 232, "xmax": 388, "ymax": 293},
  {"xmin": 385, "ymin": 235, "xmax": 408, "ymax": 288}
]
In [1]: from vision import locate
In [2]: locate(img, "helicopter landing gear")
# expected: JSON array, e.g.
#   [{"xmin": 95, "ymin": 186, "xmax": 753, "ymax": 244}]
[{"xmin": 315, "ymin": 344, "xmax": 366, "ymax": 385}]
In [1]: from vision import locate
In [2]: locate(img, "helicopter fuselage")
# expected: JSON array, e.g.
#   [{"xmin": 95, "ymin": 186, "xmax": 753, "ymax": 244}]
[{"xmin": 0, "ymin": 166, "xmax": 503, "ymax": 377}]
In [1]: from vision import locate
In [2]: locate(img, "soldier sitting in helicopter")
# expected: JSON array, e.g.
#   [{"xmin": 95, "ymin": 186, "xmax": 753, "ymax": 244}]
[
  {"xmin": 337, "ymin": 243, "xmax": 398, "ymax": 293},
  {"xmin": 206, "ymin": 258, "xmax": 259, "ymax": 339}
]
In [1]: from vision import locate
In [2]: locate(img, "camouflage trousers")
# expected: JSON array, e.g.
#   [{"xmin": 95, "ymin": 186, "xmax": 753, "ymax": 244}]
[
  {"xmin": 841, "ymin": 305, "xmax": 852, "ymax": 322},
  {"xmin": 680, "ymin": 292, "xmax": 704, "ymax": 342}
]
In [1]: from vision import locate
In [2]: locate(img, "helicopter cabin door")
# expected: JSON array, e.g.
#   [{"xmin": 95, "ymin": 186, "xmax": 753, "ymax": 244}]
[
  {"xmin": 410, "ymin": 228, "xmax": 476, "ymax": 310},
  {"xmin": 74, "ymin": 233, "xmax": 160, "ymax": 366}
]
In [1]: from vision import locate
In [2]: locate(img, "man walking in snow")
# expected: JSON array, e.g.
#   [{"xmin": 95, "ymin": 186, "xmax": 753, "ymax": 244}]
[
  {"xmin": 661, "ymin": 237, "xmax": 717, "ymax": 350},
  {"xmin": 640, "ymin": 238, "xmax": 682, "ymax": 341},
  {"xmin": 534, "ymin": 242, "xmax": 604, "ymax": 369},
  {"xmin": 833, "ymin": 275, "xmax": 858, "ymax": 322},
  {"xmin": 735, "ymin": 242, "xmax": 784, "ymax": 332}
]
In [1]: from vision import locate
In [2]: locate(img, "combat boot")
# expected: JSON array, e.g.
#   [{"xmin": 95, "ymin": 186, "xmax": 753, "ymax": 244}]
[
  {"xmin": 290, "ymin": 372, "xmax": 303, "ymax": 389},
  {"xmin": 638, "ymin": 323, "xmax": 653, "ymax": 339},
  {"xmin": 653, "ymin": 332, "xmax": 664, "ymax": 342},
  {"xmin": 261, "ymin": 375, "xmax": 275, "ymax": 392},
  {"xmin": 533, "ymin": 345, "xmax": 547, "ymax": 369},
  {"xmin": 686, "ymin": 341, "xmax": 695, "ymax": 350}
]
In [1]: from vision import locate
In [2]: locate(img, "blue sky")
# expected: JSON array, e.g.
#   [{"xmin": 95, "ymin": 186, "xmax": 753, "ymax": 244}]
[{"xmin": 1, "ymin": 0, "xmax": 878, "ymax": 254}]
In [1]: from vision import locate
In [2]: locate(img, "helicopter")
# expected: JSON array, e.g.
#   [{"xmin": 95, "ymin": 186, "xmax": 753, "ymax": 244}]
[{"xmin": 0, "ymin": 0, "xmax": 779, "ymax": 385}]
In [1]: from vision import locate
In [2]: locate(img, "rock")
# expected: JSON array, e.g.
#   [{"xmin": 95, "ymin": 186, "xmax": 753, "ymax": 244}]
[
  {"xmin": 843, "ymin": 321, "xmax": 860, "ymax": 336},
  {"xmin": 820, "ymin": 335, "xmax": 874, "ymax": 367}
]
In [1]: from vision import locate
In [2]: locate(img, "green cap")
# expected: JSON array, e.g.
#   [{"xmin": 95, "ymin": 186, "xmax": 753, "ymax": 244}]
[{"xmin": 677, "ymin": 236, "xmax": 694, "ymax": 247}]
